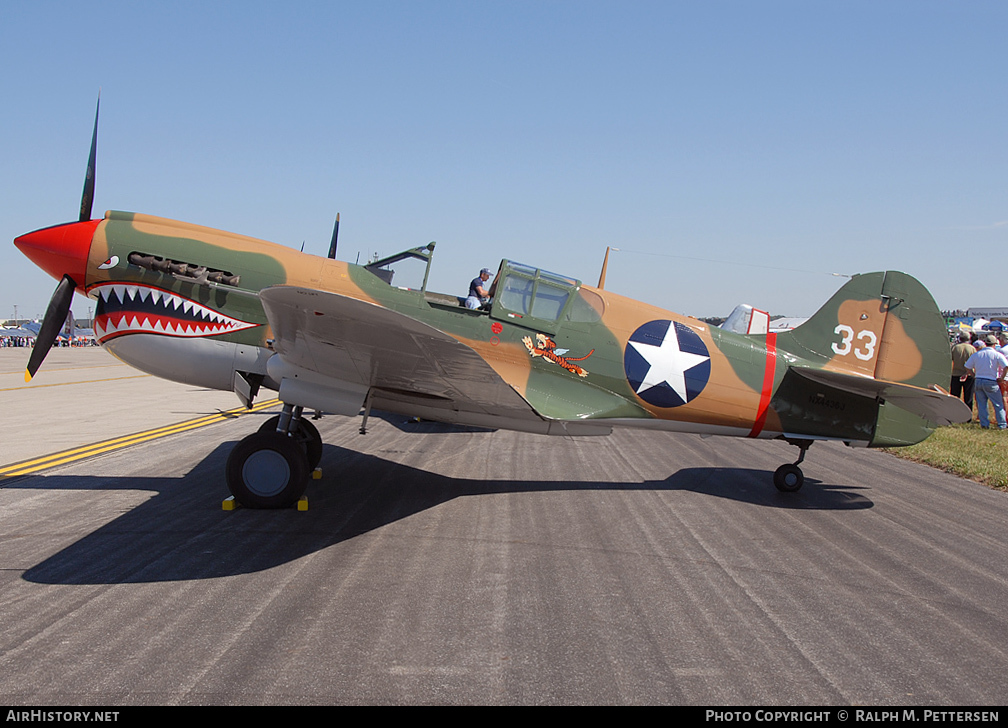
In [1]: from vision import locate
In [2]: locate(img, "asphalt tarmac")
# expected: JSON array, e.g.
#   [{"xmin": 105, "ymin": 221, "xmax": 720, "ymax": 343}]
[
  {"xmin": 0, "ymin": 348, "xmax": 242, "ymax": 465},
  {"xmin": 1, "ymin": 348, "xmax": 1007, "ymax": 705}
]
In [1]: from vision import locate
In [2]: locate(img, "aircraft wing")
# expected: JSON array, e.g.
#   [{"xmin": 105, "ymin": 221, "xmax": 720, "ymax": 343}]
[
  {"xmin": 791, "ymin": 366, "xmax": 972, "ymax": 426},
  {"xmin": 259, "ymin": 286, "xmax": 609, "ymax": 434}
]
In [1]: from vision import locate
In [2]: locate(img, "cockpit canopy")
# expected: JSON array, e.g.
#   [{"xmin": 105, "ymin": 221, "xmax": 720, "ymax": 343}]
[
  {"xmin": 488, "ymin": 260, "xmax": 606, "ymax": 333},
  {"xmin": 362, "ymin": 244, "xmax": 596, "ymax": 333},
  {"xmin": 493, "ymin": 262, "xmax": 579, "ymax": 322}
]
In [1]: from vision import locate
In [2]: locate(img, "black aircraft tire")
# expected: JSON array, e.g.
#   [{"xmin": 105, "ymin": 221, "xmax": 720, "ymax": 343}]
[
  {"xmin": 226, "ymin": 431, "xmax": 309, "ymax": 509},
  {"xmin": 773, "ymin": 463, "xmax": 804, "ymax": 492},
  {"xmin": 258, "ymin": 415, "xmax": 323, "ymax": 470}
]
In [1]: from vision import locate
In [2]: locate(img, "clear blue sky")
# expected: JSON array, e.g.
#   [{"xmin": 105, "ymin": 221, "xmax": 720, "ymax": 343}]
[{"xmin": 3, "ymin": 1, "xmax": 1005, "ymax": 322}]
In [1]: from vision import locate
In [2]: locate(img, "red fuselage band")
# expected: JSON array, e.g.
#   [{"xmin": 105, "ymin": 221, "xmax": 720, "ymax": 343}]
[{"xmin": 748, "ymin": 332, "xmax": 777, "ymax": 438}]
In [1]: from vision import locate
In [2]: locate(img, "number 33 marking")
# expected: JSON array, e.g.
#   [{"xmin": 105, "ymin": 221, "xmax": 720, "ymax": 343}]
[{"xmin": 832, "ymin": 325, "xmax": 877, "ymax": 361}]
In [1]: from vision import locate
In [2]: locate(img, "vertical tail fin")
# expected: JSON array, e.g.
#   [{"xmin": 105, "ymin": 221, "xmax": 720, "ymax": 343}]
[
  {"xmin": 772, "ymin": 271, "xmax": 967, "ymax": 446},
  {"xmin": 777, "ymin": 271, "xmax": 950, "ymax": 391}
]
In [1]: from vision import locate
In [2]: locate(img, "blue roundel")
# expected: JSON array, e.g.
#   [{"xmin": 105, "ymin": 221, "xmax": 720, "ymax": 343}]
[{"xmin": 624, "ymin": 320, "xmax": 711, "ymax": 408}]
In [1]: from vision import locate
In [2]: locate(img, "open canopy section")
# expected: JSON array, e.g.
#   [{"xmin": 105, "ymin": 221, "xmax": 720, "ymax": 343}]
[{"xmin": 363, "ymin": 242, "xmax": 436, "ymax": 292}]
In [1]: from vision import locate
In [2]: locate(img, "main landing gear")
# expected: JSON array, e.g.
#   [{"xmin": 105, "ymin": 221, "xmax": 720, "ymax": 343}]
[
  {"xmin": 773, "ymin": 438, "xmax": 813, "ymax": 493},
  {"xmin": 226, "ymin": 404, "xmax": 323, "ymax": 509}
]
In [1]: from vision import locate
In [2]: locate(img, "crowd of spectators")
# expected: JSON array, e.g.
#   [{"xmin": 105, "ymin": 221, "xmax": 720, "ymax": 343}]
[
  {"xmin": 0, "ymin": 335, "xmax": 35, "ymax": 348},
  {"xmin": 0, "ymin": 334, "xmax": 97, "ymax": 348},
  {"xmin": 950, "ymin": 330, "xmax": 1008, "ymax": 430}
]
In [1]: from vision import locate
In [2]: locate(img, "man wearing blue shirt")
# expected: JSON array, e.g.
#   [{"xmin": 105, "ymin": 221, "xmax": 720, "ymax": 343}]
[
  {"xmin": 965, "ymin": 335, "xmax": 1008, "ymax": 429},
  {"xmin": 466, "ymin": 268, "xmax": 493, "ymax": 309}
]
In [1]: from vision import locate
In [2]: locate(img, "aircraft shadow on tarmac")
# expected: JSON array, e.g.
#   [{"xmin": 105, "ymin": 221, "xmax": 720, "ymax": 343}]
[{"xmin": 16, "ymin": 435, "xmax": 874, "ymax": 585}]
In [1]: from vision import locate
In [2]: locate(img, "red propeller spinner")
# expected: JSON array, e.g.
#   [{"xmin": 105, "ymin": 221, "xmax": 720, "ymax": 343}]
[{"xmin": 14, "ymin": 219, "xmax": 100, "ymax": 291}]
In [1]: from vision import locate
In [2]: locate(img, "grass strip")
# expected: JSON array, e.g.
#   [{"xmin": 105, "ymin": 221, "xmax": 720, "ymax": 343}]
[{"xmin": 887, "ymin": 422, "xmax": 1008, "ymax": 490}]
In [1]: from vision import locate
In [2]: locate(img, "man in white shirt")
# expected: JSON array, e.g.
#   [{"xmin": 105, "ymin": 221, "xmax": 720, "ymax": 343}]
[
  {"xmin": 965, "ymin": 335, "xmax": 1008, "ymax": 429},
  {"xmin": 997, "ymin": 332, "xmax": 1008, "ymax": 357}
]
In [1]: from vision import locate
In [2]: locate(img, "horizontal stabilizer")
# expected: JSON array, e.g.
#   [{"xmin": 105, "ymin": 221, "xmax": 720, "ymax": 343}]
[{"xmin": 792, "ymin": 366, "xmax": 972, "ymax": 426}]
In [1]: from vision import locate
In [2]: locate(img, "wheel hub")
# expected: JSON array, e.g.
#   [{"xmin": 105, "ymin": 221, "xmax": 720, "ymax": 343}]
[{"xmin": 241, "ymin": 448, "xmax": 291, "ymax": 497}]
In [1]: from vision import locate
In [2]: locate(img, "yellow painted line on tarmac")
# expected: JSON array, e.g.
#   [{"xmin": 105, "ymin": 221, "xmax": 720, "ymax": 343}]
[
  {"xmin": 0, "ymin": 398, "xmax": 281, "ymax": 479},
  {"xmin": 0, "ymin": 374, "xmax": 152, "ymax": 392},
  {"xmin": 0, "ymin": 363, "xmax": 128, "ymax": 376}
]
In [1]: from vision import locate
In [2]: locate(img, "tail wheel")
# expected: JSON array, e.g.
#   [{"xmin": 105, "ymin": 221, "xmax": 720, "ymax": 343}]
[
  {"xmin": 258, "ymin": 415, "xmax": 323, "ymax": 469},
  {"xmin": 773, "ymin": 463, "xmax": 804, "ymax": 492},
  {"xmin": 226, "ymin": 431, "xmax": 309, "ymax": 509}
]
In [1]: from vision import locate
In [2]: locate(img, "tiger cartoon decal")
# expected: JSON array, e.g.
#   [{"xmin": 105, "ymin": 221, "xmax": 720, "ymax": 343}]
[{"xmin": 522, "ymin": 333, "xmax": 594, "ymax": 378}]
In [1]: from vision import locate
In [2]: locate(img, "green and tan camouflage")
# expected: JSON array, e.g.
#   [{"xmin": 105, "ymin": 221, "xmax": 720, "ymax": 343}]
[
  {"xmin": 16, "ymin": 99, "xmax": 971, "ymax": 506},
  {"xmin": 17, "ymin": 206, "xmax": 970, "ymax": 500}
]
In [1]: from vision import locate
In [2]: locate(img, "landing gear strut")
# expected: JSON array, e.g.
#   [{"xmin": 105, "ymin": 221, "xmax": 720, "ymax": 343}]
[
  {"xmin": 258, "ymin": 412, "xmax": 322, "ymax": 469},
  {"xmin": 773, "ymin": 439, "xmax": 812, "ymax": 493},
  {"xmin": 226, "ymin": 403, "xmax": 320, "ymax": 508}
]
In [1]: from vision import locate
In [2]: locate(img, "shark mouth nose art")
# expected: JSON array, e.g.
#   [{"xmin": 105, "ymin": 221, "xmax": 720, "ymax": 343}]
[{"xmin": 91, "ymin": 283, "xmax": 258, "ymax": 343}]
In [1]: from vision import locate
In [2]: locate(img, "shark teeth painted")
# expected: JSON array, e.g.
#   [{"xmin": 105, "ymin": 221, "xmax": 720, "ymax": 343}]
[{"xmin": 89, "ymin": 282, "xmax": 258, "ymax": 343}]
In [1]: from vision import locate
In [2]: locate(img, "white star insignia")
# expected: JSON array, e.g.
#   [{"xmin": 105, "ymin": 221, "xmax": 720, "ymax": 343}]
[{"xmin": 629, "ymin": 324, "xmax": 710, "ymax": 403}]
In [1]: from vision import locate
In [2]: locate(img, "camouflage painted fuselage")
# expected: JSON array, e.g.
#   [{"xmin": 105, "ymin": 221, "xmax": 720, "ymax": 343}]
[{"xmin": 70, "ymin": 210, "xmax": 957, "ymax": 448}]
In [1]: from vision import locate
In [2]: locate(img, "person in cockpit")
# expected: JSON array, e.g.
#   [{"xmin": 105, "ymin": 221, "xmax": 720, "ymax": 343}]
[{"xmin": 465, "ymin": 268, "xmax": 493, "ymax": 309}]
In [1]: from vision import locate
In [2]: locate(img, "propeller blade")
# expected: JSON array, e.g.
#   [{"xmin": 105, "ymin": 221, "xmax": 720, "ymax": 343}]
[
  {"xmin": 25, "ymin": 275, "xmax": 76, "ymax": 382},
  {"xmin": 79, "ymin": 92, "xmax": 100, "ymax": 222},
  {"xmin": 327, "ymin": 212, "xmax": 340, "ymax": 259}
]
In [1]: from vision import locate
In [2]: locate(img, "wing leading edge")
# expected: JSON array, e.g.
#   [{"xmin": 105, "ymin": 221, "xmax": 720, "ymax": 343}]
[{"xmin": 259, "ymin": 286, "xmax": 613, "ymax": 435}]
